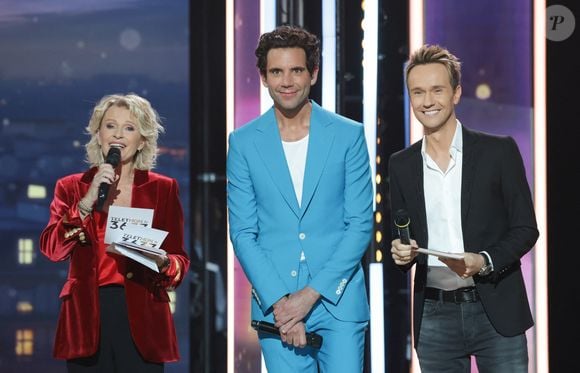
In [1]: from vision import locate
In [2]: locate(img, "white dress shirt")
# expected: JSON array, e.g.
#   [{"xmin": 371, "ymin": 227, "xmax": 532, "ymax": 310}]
[{"xmin": 422, "ymin": 121, "xmax": 474, "ymax": 290}]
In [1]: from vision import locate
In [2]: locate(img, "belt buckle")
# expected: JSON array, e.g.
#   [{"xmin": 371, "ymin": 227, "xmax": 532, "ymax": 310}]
[
  {"xmin": 453, "ymin": 287, "xmax": 472, "ymax": 303},
  {"xmin": 453, "ymin": 289, "xmax": 462, "ymax": 304}
]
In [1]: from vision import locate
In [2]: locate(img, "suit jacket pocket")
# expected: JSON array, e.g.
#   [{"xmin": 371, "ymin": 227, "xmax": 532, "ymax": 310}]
[{"xmin": 59, "ymin": 278, "xmax": 78, "ymax": 299}]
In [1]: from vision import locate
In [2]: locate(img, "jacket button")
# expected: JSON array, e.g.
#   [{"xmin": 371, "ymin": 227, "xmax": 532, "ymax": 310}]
[
  {"xmin": 290, "ymin": 270, "xmax": 297, "ymax": 277},
  {"xmin": 299, "ymin": 233, "xmax": 306, "ymax": 240},
  {"xmin": 126, "ymin": 272, "xmax": 133, "ymax": 279}
]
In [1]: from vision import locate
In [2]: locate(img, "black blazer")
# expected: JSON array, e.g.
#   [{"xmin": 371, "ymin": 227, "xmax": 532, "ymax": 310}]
[{"xmin": 388, "ymin": 126, "xmax": 538, "ymax": 346}]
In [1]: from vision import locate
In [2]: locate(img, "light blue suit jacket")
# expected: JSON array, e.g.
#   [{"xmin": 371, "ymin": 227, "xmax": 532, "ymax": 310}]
[{"xmin": 227, "ymin": 101, "xmax": 373, "ymax": 322}]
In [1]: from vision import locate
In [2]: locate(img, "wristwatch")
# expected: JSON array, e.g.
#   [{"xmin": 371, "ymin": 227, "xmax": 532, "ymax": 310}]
[{"xmin": 478, "ymin": 253, "xmax": 492, "ymax": 276}]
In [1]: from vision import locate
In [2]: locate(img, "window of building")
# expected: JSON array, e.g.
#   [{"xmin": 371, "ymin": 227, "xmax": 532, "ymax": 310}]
[
  {"xmin": 16, "ymin": 301, "xmax": 33, "ymax": 314},
  {"xmin": 18, "ymin": 238, "xmax": 34, "ymax": 265},
  {"xmin": 27, "ymin": 184, "xmax": 46, "ymax": 199},
  {"xmin": 15, "ymin": 329, "xmax": 34, "ymax": 356}
]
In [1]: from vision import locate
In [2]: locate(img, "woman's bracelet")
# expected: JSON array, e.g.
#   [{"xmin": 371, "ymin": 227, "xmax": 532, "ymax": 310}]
[
  {"xmin": 159, "ymin": 256, "xmax": 171, "ymax": 272},
  {"xmin": 78, "ymin": 199, "xmax": 93, "ymax": 214}
]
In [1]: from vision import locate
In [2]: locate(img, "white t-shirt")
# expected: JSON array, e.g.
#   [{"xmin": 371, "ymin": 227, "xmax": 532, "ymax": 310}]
[{"xmin": 282, "ymin": 134, "xmax": 309, "ymax": 207}]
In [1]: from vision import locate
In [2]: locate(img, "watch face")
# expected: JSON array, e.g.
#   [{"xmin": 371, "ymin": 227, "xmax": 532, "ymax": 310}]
[
  {"xmin": 479, "ymin": 265, "xmax": 491, "ymax": 276},
  {"xmin": 479, "ymin": 253, "xmax": 491, "ymax": 276}
]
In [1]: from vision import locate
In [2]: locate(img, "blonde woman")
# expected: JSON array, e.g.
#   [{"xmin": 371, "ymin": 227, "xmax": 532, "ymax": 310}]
[{"xmin": 40, "ymin": 93, "xmax": 189, "ymax": 372}]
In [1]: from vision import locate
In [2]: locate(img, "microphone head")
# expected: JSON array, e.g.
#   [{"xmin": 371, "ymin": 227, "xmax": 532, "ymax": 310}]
[
  {"xmin": 105, "ymin": 146, "xmax": 121, "ymax": 167},
  {"xmin": 394, "ymin": 209, "xmax": 410, "ymax": 228}
]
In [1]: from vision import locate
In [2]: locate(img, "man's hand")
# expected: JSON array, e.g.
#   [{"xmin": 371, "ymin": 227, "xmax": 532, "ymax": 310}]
[
  {"xmin": 279, "ymin": 321, "xmax": 307, "ymax": 348},
  {"xmin": 439, "ymin": 252, "xmax": 485, "ymax": 279},
  {"xmin": 391, "ymin": 238, "xmax": 419, "ymax": 265},
  {"xmin": 273, "ymin": 287, "xmax": 320, "ymax": 335}
]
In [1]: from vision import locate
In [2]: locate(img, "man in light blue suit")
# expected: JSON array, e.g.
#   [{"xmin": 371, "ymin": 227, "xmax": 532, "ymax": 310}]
[{"xmin": 227, "ymin": 25, "xmax": 373, "ymax": 372}]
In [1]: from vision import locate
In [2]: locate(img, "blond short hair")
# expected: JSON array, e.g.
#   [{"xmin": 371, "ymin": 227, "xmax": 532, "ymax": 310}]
[
  {"xmin": 85, "ymin": 93, "xmax": 165, "ymax": 170},
  {"xmin": 406, "ymin": 44, "xmax": 462, "ymax": 90}
]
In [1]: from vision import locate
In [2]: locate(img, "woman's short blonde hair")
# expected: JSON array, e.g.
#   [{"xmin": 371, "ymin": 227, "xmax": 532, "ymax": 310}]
[{"xmin": 85, "ymin": 93, "xmax": 165, "ymax": 170}]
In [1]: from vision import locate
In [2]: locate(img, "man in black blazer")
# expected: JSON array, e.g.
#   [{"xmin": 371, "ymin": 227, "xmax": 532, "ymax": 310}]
[{"xmin": 389, "ymin": 44, "xmax": 538, "ymax": 373}]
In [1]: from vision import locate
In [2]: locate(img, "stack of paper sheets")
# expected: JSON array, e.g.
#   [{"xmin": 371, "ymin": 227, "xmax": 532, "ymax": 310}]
[{"xmin": 104, "ymin": 206, "xmax": 169, "ymax": 272}]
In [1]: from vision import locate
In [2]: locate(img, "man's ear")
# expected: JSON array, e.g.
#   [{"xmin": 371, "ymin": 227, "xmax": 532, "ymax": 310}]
[
  {"xmin": 260, "ymin": 73, "xmax": 268, "ymax": 88},
  {"xmin": 453, "ymin": 85, "xmax": 462, "ymax": 105},
  {"xmin": 310, "ymin": 66, "xmax": 320, "ymax": 86}
]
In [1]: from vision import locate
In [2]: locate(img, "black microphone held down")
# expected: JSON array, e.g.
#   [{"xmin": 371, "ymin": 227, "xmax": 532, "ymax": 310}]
[
  {"xmin": 96, "ymin": 147, "xmax": 121, "ymax": 211},
  {"xmin": 251, "ymin": 320, "xmax": 323, "ymax": 349},
  {"xmin": 394, "ymin": 209, "xmax": 411, "ymax": 245}
]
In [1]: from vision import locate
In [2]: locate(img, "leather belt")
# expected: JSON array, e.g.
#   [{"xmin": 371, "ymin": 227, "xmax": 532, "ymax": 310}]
[{"xmin": 424, "ymin": 286, "xmax": 480, "ymax": 303}]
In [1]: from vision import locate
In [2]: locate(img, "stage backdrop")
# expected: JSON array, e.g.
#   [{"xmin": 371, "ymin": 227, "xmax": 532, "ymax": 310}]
[
  {"xmin": 0, "ymin": 1, "xmax": 190, "ymax": 372},
  {"xmin": 229, "ymin": 0, "xmax": 264, "ymax": 371}
]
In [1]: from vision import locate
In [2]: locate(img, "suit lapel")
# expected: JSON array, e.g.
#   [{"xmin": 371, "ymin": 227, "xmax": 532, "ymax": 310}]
[
  {"xmin": 461, "ymin": 127, "xmax": 477, "ymax": 223},
  {"xmin": 411, "ymin": 144, "xmax": 428, "ymax": 243},
  {"xmin": 132, "ymin": 170, "xmax": 156, "ymax": 209},
  {"xmin": 254, "ymin": 108, "xmax": 301, "ymax": 217},
  {"xmin": 300, "ymin": 103, "xmax": 334, "ymax": 217}
]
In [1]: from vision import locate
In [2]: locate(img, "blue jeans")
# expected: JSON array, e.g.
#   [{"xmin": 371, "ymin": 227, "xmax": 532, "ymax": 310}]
[{"xmin": 417, "ymin": 298, "xmax": 528, "ymax": 373}]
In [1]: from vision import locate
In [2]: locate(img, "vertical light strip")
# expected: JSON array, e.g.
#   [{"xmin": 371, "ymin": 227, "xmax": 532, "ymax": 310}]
[
  {"xmin": 369, "ymin": 263, "xmax": 385, "ymax": 373},
  {"xmin": 362, "ymin": 0, "xmax": 378, "ymax": 192},
  {"xmin": 533, "ymin": 1, "xmax": 548, "ymax": 372},
  {"xmin": 362, "ymin": 1, "xmax": 383, "ymax": 372},
  {"xmin": 260, "ymin": 0, "xmax": 276, "ymax": 114},
  {"xmin": 402, "ymin": 63, "xmax": 411, "ymax": 146},
  {"xmin": 225, "ymin": 0, "xmax": 234, "ymax": 372},
  {"xmin": 259, "ymin": 5, "xmax": 276, "ymax": 371},
  {"xmin": 408, "ymin": 1, "xmax": 424, "ymax": 372},
  {"xmin": 408, "ymin": 0, "xmax": 424, "ymax": 144},
  {"xmin": 321, "ymin": 0, "xmax": 336, "ymax": 112}
]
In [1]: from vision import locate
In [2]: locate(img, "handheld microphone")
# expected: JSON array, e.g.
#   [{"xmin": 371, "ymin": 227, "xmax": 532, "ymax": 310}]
[
  {"xmin": 394, "ymin": 209, "xmax": 411, "ymax": 245},
  {"xmin": 251, "ymin": 320, "xmax": 323, "ymax": 349},
  {"xmin": 96, "ymin": 147, "xmax": 121, "ymax": 211}
]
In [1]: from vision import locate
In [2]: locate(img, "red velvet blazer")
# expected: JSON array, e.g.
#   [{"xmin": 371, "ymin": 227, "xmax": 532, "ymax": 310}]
[{"xmin": 40, "ymin": 168, "xmax": 190, "ymax": 362}]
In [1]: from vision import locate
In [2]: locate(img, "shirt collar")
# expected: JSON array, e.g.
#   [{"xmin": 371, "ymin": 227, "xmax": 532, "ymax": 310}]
[{"xmin": 421, "ymin": 120, "xmax": 463, "ymax": 158}]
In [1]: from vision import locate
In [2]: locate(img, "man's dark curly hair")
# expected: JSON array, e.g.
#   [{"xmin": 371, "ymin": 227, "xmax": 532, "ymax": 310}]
[{"xmin": 255, "ymin": 25, "xmax": 320, "ymax": 76}]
